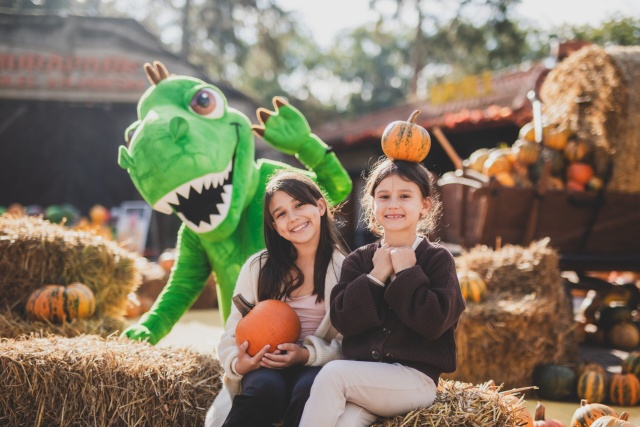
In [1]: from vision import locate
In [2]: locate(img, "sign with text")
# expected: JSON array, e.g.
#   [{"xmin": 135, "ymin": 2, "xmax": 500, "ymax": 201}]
[{"xmin": 0, "ymin": 48, "xmax": 149, "ymax": 102}]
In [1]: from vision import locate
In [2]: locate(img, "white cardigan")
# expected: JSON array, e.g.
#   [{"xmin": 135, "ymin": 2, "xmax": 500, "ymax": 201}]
[{"xmin": 205, "ymin": 250, "xmax": 345, "ymax": 427}]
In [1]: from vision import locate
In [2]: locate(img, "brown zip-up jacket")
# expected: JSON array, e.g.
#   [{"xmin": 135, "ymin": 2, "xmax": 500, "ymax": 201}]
[{"xmin": 330, "ymin": 239, "xmax": 466, "ymax": 384}]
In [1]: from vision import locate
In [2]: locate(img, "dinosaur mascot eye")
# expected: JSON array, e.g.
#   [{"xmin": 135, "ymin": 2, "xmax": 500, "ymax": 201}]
[{"xmin": 189, "ymin": 89, "xmax": 224, "ymax": 118}]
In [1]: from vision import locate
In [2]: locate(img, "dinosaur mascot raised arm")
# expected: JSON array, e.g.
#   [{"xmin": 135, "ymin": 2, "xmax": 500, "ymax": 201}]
[{"xmin": 119, "ymin": 61, "xmax": 352, "ymax": 345}]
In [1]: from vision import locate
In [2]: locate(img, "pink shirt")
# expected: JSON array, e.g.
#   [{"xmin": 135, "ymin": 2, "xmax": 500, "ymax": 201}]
[{"xmin": 285, "ymin": 294, "xmax": 326, "ymax": 344}]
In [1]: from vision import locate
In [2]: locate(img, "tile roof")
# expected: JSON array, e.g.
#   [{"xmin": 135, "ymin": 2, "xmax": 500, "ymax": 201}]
[{"xmin": 316, "ymin": 62, "xmax": 548, "ymax": 147}]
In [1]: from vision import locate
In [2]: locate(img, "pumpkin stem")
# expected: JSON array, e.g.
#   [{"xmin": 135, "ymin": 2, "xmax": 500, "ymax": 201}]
[
  {"xmin": 580, "ymin": 399, "xmax": 588, "ymax": 406},
  {"xmin": 620, "ymin": 412, "xmax": 630, "ymax": 421},
  {"xmin": 232, "ymin": 294, "xmax": 255, "ymax": 317},
  {"xmin": 534, "ymin": 402, "xmax": 545, "ymax": 421},
  {"xmin": 408, "ymin": 110, "xmax": 421, "ymax": 124}
]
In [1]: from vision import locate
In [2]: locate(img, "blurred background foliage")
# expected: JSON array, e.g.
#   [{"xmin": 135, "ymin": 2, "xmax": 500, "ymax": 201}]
[{"xmin": 1, "ymin": 0, "xmax": 639, "ymax": 125}]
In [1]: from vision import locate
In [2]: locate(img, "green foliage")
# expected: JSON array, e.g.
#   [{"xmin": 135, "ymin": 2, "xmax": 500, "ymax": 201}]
[{"xmin": 551, "ymin": 17, "xmax": 640, "ymax": 46}]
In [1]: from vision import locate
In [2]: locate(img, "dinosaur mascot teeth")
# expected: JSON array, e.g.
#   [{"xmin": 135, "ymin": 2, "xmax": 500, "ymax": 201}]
[{"xmin": 119, "ymin": 61, "xmax": 352, "ymax": 345}]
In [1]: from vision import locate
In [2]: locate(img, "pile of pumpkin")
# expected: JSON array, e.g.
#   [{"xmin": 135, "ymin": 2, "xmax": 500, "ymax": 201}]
[
  {"xmin": 531, "ymin": 400, "xmax": 637, "ymax": 427},
  {"xmin": 577, "ymin": 284, "xmax": 640, "ymax": 351},
  {"xmin": 534, "ymin": 355, "xmax": 640, "ymax": 411},
  {"xmin": 463, "ymin": 121, "xmax": 604, "ymax": 192}
]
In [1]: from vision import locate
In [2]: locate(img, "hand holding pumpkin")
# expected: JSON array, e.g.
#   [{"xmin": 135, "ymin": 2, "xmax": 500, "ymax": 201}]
[
  {"xmin": 261, "ymin": 343, "xmax": 309, "ymax": 370},
  {"xmin": 235, "ymin": 341, "xmax": 271, "ymax": 375}
]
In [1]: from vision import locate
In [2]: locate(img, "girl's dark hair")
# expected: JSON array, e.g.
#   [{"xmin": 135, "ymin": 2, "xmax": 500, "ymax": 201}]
[
  {"xmin": 361, "ymin": 157, "xmax": 442, "ymax": 237},
  {"xmin": 257, "ymin": 170, "xmax": 347, "ymax": 303}
]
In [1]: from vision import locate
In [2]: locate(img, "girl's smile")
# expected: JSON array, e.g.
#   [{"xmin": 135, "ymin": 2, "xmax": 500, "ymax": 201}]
[
  {"xmin": 269, "ymin": 190, "xmax": 326, "ymax": 248},
  {"xmin": 373, "ymin": 174, "xmax": 431, "ymax": 244}
]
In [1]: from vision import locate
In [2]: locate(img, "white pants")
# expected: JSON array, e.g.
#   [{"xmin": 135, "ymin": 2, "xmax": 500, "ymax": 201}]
[{"xmin": 299, "ymin": 360, "xmax": 437, "ymax": 427}]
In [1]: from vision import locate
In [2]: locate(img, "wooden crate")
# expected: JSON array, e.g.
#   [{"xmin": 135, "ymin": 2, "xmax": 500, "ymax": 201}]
[{"xmin": 437, "ymin": 173, "xmax": 640, "ymax": 257}]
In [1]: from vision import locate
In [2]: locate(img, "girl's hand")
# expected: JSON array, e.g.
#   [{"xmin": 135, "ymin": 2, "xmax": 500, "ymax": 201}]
[
  {"xmin": 234, "ymin": 341, "xmax": 271, "ymax": 375},
  {"xmin": 390, "ymin": 246, "xmax": 416, "ymax": 273},
  {"xmin": 261, "ymin": 343, "xmax": 309, "ymax": 369},
  {"xmin": 370, "ymin": 243, "xmax": 393, "ymax": 283}
]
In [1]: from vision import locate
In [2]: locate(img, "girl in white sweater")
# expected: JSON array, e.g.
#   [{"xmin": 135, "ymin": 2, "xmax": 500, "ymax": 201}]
[{"xmin": 206, "ymin": 170, "xmax": 347, "ymax": 427}]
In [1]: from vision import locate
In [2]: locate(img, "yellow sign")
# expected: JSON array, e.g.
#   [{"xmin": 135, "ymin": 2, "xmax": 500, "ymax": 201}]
[{"xmin": 429, "ymin": 71, "xmax": 493, "ymax": 105}]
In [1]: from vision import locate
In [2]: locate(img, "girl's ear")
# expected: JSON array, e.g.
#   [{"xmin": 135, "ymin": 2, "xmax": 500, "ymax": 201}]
[
  {"xmin": 317, "ymin": 198, "xmax": 327, "ymax": 216},
  {"xmin": 421, "ymin": 197, "xmax": 432, "ymax": 217}
]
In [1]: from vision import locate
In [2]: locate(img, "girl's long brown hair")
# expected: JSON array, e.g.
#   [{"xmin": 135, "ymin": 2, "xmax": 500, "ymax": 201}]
[{"xmin": 256, "ymin": 170, "xmax": 347, "ymax": 302}]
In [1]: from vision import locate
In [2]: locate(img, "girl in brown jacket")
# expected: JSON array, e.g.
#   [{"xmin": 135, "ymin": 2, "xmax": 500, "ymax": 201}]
[{"xmin": 300, "ymin": 158, "xmax": 466, "ymax": 427}]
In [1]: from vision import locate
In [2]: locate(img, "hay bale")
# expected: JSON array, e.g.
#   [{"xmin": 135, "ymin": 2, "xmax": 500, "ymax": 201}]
[
  {"xmin": 0, "ymin": 214, "xmax": 141, "ymax": 320},
  {"xmin": 0, "ymin": 309, "xmax": 125, "ymax": 339},
  {"xmin": 540, "ymin": 45, "xmax": 640, "ymax": 193},
  {"xmin": 0, "ymin": 335, "xmax": 222, "ymax": 426},
  {"xmin": 372, "ymin": 380, "xmax": 534, "ymax": 427},
  {"xmin": 449, "ymin": 239, "xmax": 577, "ymax": 389}
]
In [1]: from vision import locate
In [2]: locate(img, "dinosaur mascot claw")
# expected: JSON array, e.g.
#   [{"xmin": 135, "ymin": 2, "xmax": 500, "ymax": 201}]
[{"xmin": 119, "ymin": 61, "xmax": 352, "ymax": 344}]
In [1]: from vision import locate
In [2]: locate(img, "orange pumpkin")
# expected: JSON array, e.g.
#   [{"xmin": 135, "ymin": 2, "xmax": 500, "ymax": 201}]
[
  {"xmin": 564, "ymin": 140, "xmax": 593, "ymax": 163},
  {"xmin": 577, "ymin": 369, "xmax": 607, "ymax": 404},
  {"xmin": 466, "ymin": 148, "xmax": 491, "ymax": 172},
  {"xmin": 233, "ymin": 294, "xmax": 301, "ymax": 356},
  {"xmin": 567, "ymin": 163, "xmax": 595, "ymax": 185},
  {"xmin": 513, "ymin": 139, "xmax": 539, "ymax": 165},
  {"xmin": 590, "ymin": 412, "xmax": 634, "ymax": 427},
  {"xmin": 543, "ymin": 125, "xmax": 572, "ymax": 151},
  {"xmin": 609, "ymin": 373, "xmax": 640, "ymax": 406},
  {"xmin": 519, "ymin": 122, "xmax": 537, "ymax": 143},
  {"xmin": 457, "ymin": 270, "xmax": 487, "ymax": 303},
  {"xmin": 381, "ymin": 110, "xmax": 431, "ymax": 162},
  {"xmin": 571, "ymin": 400, "xmax": 618, "ymax": 427},
  {"xmin": 534, "ymin": 402, "xmax": 566, "ymax": 427},
  {"xmin": 25, "ymin": 282, "xmax": 96, "ymax": 323}
]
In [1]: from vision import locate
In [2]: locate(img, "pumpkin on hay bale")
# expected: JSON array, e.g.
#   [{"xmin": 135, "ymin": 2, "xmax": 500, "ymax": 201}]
[
  {"xmin": 0, "ymin": 214, "xmax": 141, "ymax": 338},
  {"xmin": 540, "ymin": 45, "xmax": 640, "ymax": 193},
  {"xmin": 446, "ymin": 239, "xmax": 577, "ymax": 390},
  {"xmin": 0, "ymin": 334, "xmax": 222, "ymax": 426}
]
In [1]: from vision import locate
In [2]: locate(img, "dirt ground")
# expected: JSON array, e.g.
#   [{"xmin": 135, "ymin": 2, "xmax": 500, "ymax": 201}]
[{"xmin": 150, "ymin": 308, "xmax": 640, "ymax": 425}]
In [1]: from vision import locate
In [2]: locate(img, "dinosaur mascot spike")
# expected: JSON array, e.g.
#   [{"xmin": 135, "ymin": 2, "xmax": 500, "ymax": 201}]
[{"xmin": 119, "ymin": 62, "xmax": 352, "ymax": 344}]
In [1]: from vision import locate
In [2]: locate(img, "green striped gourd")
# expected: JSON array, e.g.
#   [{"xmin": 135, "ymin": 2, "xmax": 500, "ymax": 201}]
[
  {"xmin": 577, "ymin": 369, "xmax": 606, "ymax": 404},
  {"xmin": 621, "ymin": 352, "xmax": 640, "ymax": 377},
  {"xmin": 609, "ymin": 373, "xmax": 640, "ymax": 406},
  {"xmin": 457, "ymin": 270, "xmax": 487, "ymax": 303}
]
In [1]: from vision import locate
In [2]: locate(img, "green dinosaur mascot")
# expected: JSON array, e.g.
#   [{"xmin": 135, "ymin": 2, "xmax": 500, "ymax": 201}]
[{"xmin": 119, "ymin": 61, "xmax": 352, "ymax": 344}]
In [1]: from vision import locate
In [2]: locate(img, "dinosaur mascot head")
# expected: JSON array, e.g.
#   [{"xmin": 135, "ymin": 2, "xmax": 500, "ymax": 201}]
[{"xmin": 119, "ymin": 61, "xmax": 352, "ymax": 344}]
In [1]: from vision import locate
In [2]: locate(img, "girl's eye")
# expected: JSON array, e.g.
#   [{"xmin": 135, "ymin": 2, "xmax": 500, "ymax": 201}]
[
  {"xmin": 296, "ymin": 203, "xmax": 304, "ymax": 208},
  {"xmin": 189, "ymin": 89, "xmax": 224, "ymax": 118}
]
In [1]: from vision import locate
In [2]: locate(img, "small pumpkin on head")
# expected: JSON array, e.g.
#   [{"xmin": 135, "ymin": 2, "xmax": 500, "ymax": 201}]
[{"xmin": 381, "ymin": 110, "xmax": 431, "ymax": 163}]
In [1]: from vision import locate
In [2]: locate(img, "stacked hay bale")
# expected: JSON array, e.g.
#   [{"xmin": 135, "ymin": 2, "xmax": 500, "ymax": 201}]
[
  {"xmin": 372, "ymin": 381, "xmax": 533, "ymax": 427},
  {"xmin": 446, "ymin": 238, "xmax": 577, "ymax": 390},
  {"xmin": 0, "ymin": 335, "xmax": 221, "ymax": 426},
  {"xmin": 540, "ymin": 45, "xmax": 640, "ymax": 193},
  {"xmin": 0, "ymin": 214, "xmax": 141, "ymax": 338}
]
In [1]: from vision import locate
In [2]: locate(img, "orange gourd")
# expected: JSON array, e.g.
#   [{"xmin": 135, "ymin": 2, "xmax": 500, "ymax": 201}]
[
  {"xmin": 457, "ymin": 270, "xmax": 487, "ymax": 303},
  {"xmin": 233, "ymin": 294, "xmax": 301, "ymax": 356},
  {"xmin": 381, "ymin": 110, "xmax": 431, "ymax": 162},
  {"xmin": 567, "ymin": 163, "xmax": 595, "ymax": 185},
  {"xmin": 571, "ymin": 400, "xmax": 618, "ymax": 427},
  {"xmin": 609, "ymin": 373, "xmax": 640, "ymax": 406},
  {"xmin": 25, "ymin": 282, "xmax": 96, "ymax": 323},
  {"xmin": 543, "ymin": 125, "xmax": 572, "ymax": 151},
  {"xmin": 534, "ymin": 402, "xmax": 566, "ymax": 427},
  {"xmin": 513, "ymin": 139, "xmax": 539, "ymax": 165},
  {"xmin": 564, "ymin": 140, "xmax": 592, "ymax": 163}
]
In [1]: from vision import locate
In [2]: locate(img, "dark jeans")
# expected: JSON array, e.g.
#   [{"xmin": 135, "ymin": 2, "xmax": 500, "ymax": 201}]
[{"xmin": 222, "ymin": 365, "xmax": 322, "ymax": 427}]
